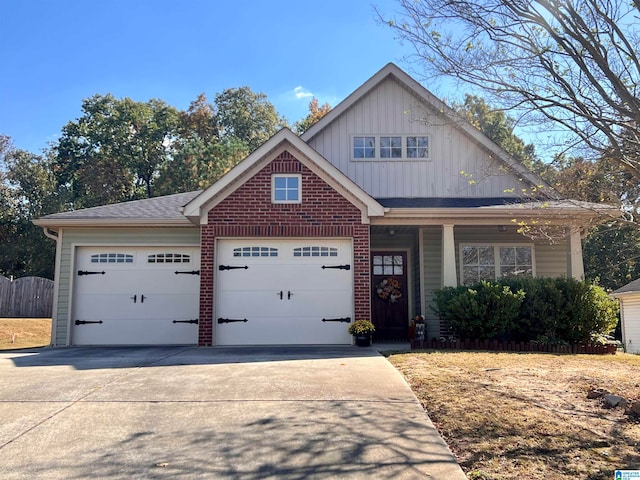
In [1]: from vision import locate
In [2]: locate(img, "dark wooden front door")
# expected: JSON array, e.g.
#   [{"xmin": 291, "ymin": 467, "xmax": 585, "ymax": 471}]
[{"xmin": 371, "ymin": 251, "xmax": 408, "ymax": 341}]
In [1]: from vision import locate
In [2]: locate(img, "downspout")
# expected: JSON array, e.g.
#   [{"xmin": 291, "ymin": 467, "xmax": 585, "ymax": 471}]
[{"xmin": 41, "ymin": 227, "xmax": 61, "ymax": 347}]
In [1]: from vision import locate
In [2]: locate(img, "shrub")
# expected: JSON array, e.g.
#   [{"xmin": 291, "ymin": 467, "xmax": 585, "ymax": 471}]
[
  {"xmin": 433, "ymin": 277, "xmax": 619, "ymax": 344},
  {"xmin": 433, "ymin": 281, "xmax": 525, "ymax": 340}
]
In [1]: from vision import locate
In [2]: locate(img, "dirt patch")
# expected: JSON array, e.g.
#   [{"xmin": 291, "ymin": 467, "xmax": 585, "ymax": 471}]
[
  {"xmin": 0, "ymin": 318, "xmax": 51, "ymax": 350},
  {"xmin": 389, "ymin": 351, "xmax": 640, "ymax": 480}
]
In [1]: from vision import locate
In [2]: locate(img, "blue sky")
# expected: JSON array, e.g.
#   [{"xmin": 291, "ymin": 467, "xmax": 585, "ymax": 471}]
[{"xmin": 0, "ymin": 0, "xmax": 427, "ymax": 154}]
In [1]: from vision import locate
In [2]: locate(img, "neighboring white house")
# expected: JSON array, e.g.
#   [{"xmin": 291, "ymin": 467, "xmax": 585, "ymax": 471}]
[
  {"xmin": 34, "ymin": 63, "xmax": 611, "ymax": 347},
  {"xmin": 611, "ymin": 279, "xmax": 640, "ymax": 354}
]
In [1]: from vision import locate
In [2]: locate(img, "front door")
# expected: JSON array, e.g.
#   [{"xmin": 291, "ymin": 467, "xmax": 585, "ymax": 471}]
[{"xmin": 371, "ymin": 251, "xmax": 409, "ymax": 341}]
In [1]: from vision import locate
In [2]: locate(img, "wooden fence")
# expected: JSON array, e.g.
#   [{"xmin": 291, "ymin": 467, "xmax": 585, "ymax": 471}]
[{"xmin": 0, "ymin": 275, "xmax": 53, "ymax": 318}]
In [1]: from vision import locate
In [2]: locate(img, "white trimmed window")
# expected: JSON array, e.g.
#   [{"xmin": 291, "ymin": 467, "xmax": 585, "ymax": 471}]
[
  {"xmin": 352, "ymin": 135, "xmax": 430, "ymax": 160},
  {"xmin": 272, "ymin": 174, "xmax": 301, "ymax": 203},
  {"xmin": 461, "ymin": 245, "xmax": 534, "ymax": 285}
]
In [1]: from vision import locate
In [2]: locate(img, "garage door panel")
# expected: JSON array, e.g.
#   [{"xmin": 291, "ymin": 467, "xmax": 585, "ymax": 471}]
[
  {"xmin": 73, "ymin": 318, "xmax": 198, "ymax": 346},
  {"xmin": 217, "ymin": 290, "xmax": 284, "ymax": 319},
  {"xmin": 72, "ymin": 247, "xmax": 199, "ymax": 346},
  {"xmin": 216, "ymin": 316, "xmax": 351, "ymax": 345},
  {"xmin": 215, "ymin": 239, "xmax": 353, "ymax": 345}
]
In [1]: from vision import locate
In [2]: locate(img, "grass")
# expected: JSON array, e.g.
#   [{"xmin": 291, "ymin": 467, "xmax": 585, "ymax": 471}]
[
  {"xmin": 388, "ymin": 351, "xmax": 640, "ymax": 480},
  {"xmin": 0, "ymin": 318, "xmax": 51, "ymax": 350}
]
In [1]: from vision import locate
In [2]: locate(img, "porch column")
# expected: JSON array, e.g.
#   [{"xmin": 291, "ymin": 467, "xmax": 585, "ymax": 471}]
[
  {"xmin": 568, "ymin": 227, "xmax": 585, "ymax": 280},
  {"xmin": 442, "ymin": 224, "xmax": 457, "ymax": 286}
]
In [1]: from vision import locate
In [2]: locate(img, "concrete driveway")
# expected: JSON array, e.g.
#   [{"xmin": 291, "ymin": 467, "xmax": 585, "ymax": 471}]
[{"xmin": 0, "ymin": 346, "xmax": 466, "ymax": 479}]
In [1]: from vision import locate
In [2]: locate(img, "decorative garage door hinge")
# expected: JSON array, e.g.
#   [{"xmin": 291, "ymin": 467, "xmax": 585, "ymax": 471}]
[
  {"xmin": 172, "ymin": 319, "xmax": 199, "ymax": 324},
  {"xmin": 77, "ymin": 270, "xmax": 106, "ymax": 276},
  {"xmin": 218, "ymin": 265, "xmax": 249, "ymax": 271},
  {"xmin": 75, "ymin": 320, "xmax": 103, "ymax": 325},
  {"xmin": 321, "ymin": 317, "xmax": 352, "ymax": 323},
  {"xmin": 321, "ymin": 264, "xmax": 350, "ymax": 270},
  {"xmin": 217, "ymin": 318, "xmax": 248, "ymax": 323},
  {"xmin": 174, "ymin": 270, "xmax": 200, "ymax": 275}
]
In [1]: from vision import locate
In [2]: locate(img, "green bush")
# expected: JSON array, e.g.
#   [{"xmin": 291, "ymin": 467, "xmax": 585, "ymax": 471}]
[
  {"xmin": 433, "ymin": 281, "xmax": 525, "ymax": 340},
  {"xmin": 433, "ymin": 277, "xmax": 619, "ymax": 343}
]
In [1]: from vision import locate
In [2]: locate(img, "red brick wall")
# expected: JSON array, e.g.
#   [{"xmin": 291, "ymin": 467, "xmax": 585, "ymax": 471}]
[{"xmin": 198, "ymin": 150, "xmax": 371, "ymax": 345}]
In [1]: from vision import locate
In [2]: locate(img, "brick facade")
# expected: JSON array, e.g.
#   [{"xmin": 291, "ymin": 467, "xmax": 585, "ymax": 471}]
[{"xmin": 198, "ymin": 150, "xmax": 371, "ymax": 345}]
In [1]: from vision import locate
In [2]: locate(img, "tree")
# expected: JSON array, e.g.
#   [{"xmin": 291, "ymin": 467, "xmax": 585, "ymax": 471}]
[
  {"xmin": 215, "ymin": 87, "xmax": 286, "ymax": 152},
  {"xmin": 381, "ymin": 0, "xmax": 640, "ymax": 184},
  {"xmin": 154, "ymin": 93, "xmax": 252, "ymax": 195},
  {"xmin": 293, "ymin": 98, "xmax": 332, "ymax": 135},
  {"xmin": 0, "ymin": 137, "xmax": 57, "ymax": 278},
  {"xmin": 55, "ymin": 94, "xmax": 179, "ymax": 208},
  {"xmin": 454, "ymin": 95, "xmax": 540, "ymax": 171}
]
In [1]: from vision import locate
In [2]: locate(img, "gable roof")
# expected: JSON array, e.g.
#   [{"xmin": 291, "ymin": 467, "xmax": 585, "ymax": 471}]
[
  {"xmin": 302, "ymin": 63, "xmax": 557, "ymax": 199},
  {"xmin": 182, "ymin": 128, "xmax": 385, "ymax": 224},
  {"xmin": 33, "ymin": 191, "xmax": 200, "ymax": 227}
]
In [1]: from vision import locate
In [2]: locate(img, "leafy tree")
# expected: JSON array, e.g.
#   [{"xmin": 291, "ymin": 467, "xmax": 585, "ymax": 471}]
[
  {"xmin": 381, "ymin": 0, "xmax": 640, "ymax": 184},
  {"xmin": 55, "ymin": 94, "xmax": 179, "ymax": 208},
  {"xmin": 293, "ymin": 97, "xmax": 332, "ymax": 135},
  {"xmin": 154, "ymin": 94, "xmax": 249, "ymax": 195},
  {"xmin": 547, "ymin": 156, "xmax": 640, "ymax": 290},
  {"xmin": 0, "ymin": 138, "xmax": 57, "ymax": 278},
  {"xmin": 453, "ymin": 95, "xmax": 540, "ymax": 171},
  {"xmin": 215, "ymin": 87, "xmax": 286, "ymax": 152}
]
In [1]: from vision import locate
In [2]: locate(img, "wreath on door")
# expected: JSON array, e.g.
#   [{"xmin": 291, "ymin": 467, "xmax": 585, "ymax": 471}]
[{"xmin": 376, "ymin": 277, "xmax": 402, "ymax": 303}]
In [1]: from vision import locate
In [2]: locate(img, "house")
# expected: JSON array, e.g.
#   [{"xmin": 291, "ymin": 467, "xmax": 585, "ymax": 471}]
[
  {"xmin": 611, "ymin": 280, "xmax": 640, "ymax": 354},
  {"xmin": 34, "ymin": 63, "xmax": 608, "ymax": 347}
]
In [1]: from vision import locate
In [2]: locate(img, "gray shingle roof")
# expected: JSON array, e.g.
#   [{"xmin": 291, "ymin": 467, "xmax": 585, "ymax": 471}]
[
  {"xmin": 613, "ymin": 279, "xmax": 640, "ymax": 295},
  {"xmin": 39, "ymin": 191, "xmax": 201, "ymax": 221}
]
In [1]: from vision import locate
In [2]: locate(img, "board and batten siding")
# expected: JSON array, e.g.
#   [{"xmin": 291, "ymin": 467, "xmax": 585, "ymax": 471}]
[
  {"xmin": 421, "ymin": 227, "xmax": 443, "ymax": 340},
  {"xmin": 619, "ymin": 295, "xmax": 640, "ymax": 354},
  {"xmin": 53, "ymin": 227, "xmax": 200, "ymax": 346},
  {"xmin": 420, "ymin": 226, "xmax": 569, "ymax": 340},
  {"xmin": 306, "ymin": 77, "xmax": 524, "ymax": 199}
]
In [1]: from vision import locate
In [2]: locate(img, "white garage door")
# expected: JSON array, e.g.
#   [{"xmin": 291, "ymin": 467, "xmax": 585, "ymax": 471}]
[
  {"xmin": 71, "ymin": 247, "xmax": 200, "ymax": 345},
  {"xmin": 215, "ymin": 239, "xmax": 353, "ymax": 345}
]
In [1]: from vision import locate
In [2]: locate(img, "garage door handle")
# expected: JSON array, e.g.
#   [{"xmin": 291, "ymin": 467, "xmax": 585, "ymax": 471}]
[
  {"xmin": 75, "ymin": 320, "xmax": 104, "ymax": 325},
  {"xmin": 278, "ymin": 291, "xmax": 283, "ymax": 300},
  {"xmin": 131, "ymin": 294, "xmax": 137, "ymax": 303},
  {"xmin": 322, "ymin": 317, "xmax": 352, "ymax": 323},
  {"xmin": 173, "ymin": 319, "xmax": 199, "ymax": 324},
  {"xmin": 141, "ymin": 295, "xmax": 146, "ymax": 303},
  {"xmin": 217, "ymin": 318, "xmax": 248, "ymax": 324},
  {"xmin": 288, "ymin": 291, "xmax": 293, "ymax": 299},
  {"xmin": 175, "ymin": 270, "xmax": 200, "ymax": 275},
  {"xmin": 219, "ymin": 265, "xmax": 249, "ymax": 271}
]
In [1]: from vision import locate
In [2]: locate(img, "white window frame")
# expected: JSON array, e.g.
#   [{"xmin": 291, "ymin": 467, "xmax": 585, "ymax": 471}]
[
  {"xmin": 351, "ymin": 134, "xmax": 431, "ymax": 161},
  {"xmin": 459, "ymin": 243, "xmax": 536, "ymax": 285},
  {"xmin": 271, "ymin": 174, "xmax": 302, "ymax": 204}
]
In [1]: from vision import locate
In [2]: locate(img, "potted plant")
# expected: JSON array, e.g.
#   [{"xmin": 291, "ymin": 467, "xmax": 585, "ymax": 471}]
[{"xmin": 348, "ymin": 319, "xmax": 376, "ymax": 347}]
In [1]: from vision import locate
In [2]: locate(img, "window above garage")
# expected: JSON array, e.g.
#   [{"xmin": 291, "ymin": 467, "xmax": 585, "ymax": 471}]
[{"xmin": 272, "ymin": 174, "xmax": 301, "ymax": 204}]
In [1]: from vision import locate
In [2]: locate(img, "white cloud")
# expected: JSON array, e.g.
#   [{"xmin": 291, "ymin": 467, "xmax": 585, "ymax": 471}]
[{"xmin": 293, "ymin": 86, "xmax": 314, "ymax": 100}]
